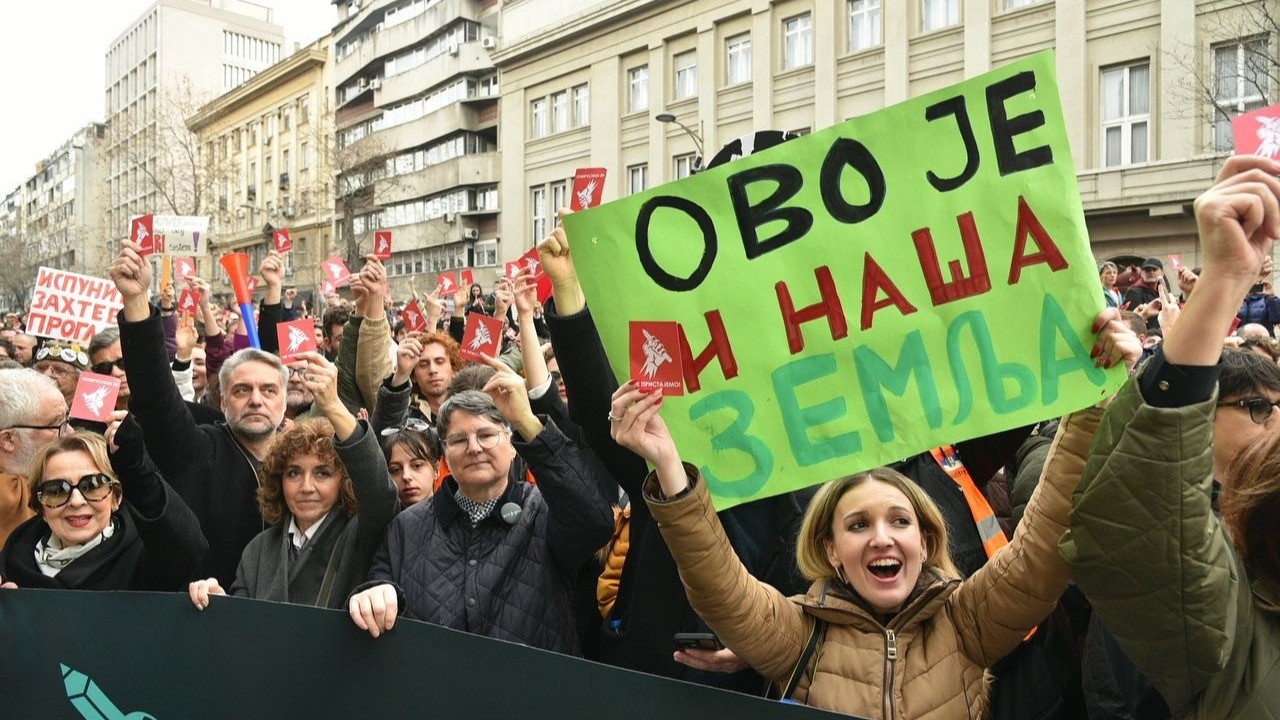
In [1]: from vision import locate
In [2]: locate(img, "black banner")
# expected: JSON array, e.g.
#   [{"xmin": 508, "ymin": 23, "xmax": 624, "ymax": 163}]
[{"xmin": 0, "ymin": 589, "xmax": 851, "ymax": 719}]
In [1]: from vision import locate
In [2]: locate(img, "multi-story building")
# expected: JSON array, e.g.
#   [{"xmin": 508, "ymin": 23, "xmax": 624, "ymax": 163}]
[
  {"xmin": 0, "ymin": 124, "xmax": 109, "ymax": 308},
  {"xmin": 105, "ymin": 0, "xmax": 285, "ymax": 242},
  {"xmin": 493, "ymin": 0, "xmax": 1274, "ymax": 267},
  {"xmin": 188, "ymin": 37, "xmax": 334, "ymax": 298},
  {"xmin": 330, "ymin": 0, "xmax": 502, "ymax": 295}
]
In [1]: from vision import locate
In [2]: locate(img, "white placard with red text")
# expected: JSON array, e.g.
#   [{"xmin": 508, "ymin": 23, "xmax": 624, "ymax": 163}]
[{"xmin": 26, "ymin": 267, "xmax": 125, "ymax": 343}]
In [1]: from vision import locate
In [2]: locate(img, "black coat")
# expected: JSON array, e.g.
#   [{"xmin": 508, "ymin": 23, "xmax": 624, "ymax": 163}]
[
  {"xmin": 118, "ymin": 305, "xmax": 265, "ymax": 585},
  {"xmin": 0, "ymin": 418, "xmax": 207, "ymax": 591},
  {"xmin": 355, "ymin": 418, "xmax": 613, "ymax": 655}
]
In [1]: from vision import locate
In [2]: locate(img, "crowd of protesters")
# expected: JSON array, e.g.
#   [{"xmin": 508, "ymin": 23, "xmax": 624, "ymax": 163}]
[{"xmin": 0, "ymin": 150, "xmax": 1277, "ymax": 720}]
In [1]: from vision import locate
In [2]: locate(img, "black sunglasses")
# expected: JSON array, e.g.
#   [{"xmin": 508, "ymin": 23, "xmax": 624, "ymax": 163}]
[
  {"xmin": 380, "ymin": 418, "xmax": 433, "ymax": 437},
  {"xmin": 36, "ymin": 473, "xmax": 118, "ymax": 509},
  {"xmin": 1217, "ymin": 396, "xmax": 1280, "ymax": 425},
  {"xmin": 91, "ymin": 358, "xmax": 126, "ymax": 375}
]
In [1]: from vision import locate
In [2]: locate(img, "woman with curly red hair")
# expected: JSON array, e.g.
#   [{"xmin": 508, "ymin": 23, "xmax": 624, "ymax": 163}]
[{"xmin": 187, "ymin": 352, "xmax": 398, "ymax": 609}]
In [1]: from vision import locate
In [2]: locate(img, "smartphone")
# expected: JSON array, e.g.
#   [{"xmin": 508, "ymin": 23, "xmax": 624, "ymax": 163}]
[{"xmin": 673, "ymin": 633, "xmax": 725, "ymax": 651}]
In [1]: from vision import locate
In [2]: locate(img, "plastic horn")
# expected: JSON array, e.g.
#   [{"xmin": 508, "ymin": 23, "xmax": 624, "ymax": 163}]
[{"xmin": 219, "ymin": 252, "xmax": 261, "ymax": 349}]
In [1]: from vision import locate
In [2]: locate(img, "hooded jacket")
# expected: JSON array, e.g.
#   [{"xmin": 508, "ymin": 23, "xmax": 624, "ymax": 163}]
[
  {"xmin": 1061, "ymin": 361, "xmax": 1280, "ymax": 719},
  {"xmin": 644, "ymin": 407, "xmax": 1100, "ymax": 718}
]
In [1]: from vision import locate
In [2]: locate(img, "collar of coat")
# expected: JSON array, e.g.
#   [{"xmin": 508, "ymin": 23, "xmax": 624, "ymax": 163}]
[
  {"xmin": 434, "ymin": 474, "xmax": 528, "ymax": 530},
  {"xmin": 801, "ymin": 566, "xmax": 960, "ymax": 633}
]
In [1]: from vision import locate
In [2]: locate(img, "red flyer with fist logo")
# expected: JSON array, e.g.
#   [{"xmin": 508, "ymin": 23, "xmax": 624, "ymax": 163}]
[
  {"xmin": 460, "ymin": 313, "xmax": 503, "ymax": 362},
  {"xmin": 374, "ymin": 231, "xmax": 393, "ymax": 261},
  {"xmin": 131, "ymin": 214, "xmax": 155, "ymax": 257},
  {"xmin": 629, "ymin": 321, "xmax": 684, "ymax": 396},
  {"xmin": 321, "ymin": 256, "xmax": 352, "ymax": 287},
  {"xmin": 177, "ymin": 289, "xmax": 199, "ymax": 315},
  {"xmin": 70, "ymin": 373, "xmax": 122, "ymax": 423},
  {"xmin": 402, "ymin": 300, "xmax": 429, "ymax": 332},
  {"xmin": 173, "ymin": 257, "xmax": 196, "ymax": 284},
  {"xmin": 277, "ymin": 318, "xmax": 318, "ymax": 363},
  {"xmin": 437, "ymin": 272, "xmax": 458, "ymax": 295},
  {"xmin": 273, "ymin": 228, "xmax": 292, "ymax": 253},
  {"xmin": 570, "ymin": 168, "xmax": 607, "ymax": 211}
]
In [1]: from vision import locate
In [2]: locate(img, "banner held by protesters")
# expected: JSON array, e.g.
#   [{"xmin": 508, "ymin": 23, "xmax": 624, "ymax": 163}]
[
  {"xmin": 25, "ymin": 267, "xmax": 125, "ymax": 344},
  {"xmin": 565, "ymin": 51, "xmax": 1125, "ymax": 510}
]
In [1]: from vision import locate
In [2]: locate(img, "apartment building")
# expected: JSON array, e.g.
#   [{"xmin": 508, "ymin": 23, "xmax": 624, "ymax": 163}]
[
  {"xmin": 493, "ymin": 0, "xmax": 1275, "ymax": 268},
  {"xmin": 188, "ymin": 37, "xmax": 334, "ymax": 297},
  {"xmin": 105, "ymin": 0, "xmax": 285, "ymax": 242},
  {"xmin": 330, "ymin": 0, "xmax": 502, "ymax": 295},
  {"xmin": 0, "ymin": 124, "xmax": 109, "ymax": 307}
]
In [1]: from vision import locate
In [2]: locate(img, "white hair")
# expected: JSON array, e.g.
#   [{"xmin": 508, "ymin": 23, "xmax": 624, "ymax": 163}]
[{"xmin": 0, "ymin": 368, "xmax": 60, "ymax": 429}]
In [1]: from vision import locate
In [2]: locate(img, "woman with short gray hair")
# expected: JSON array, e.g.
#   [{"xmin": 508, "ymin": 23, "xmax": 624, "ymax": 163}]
[{"xmin": 347, "ymin": 358, "xmax": 614, "ymax": 655}]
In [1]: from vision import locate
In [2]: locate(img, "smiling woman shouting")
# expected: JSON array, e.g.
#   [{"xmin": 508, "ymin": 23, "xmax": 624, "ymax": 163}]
[{"xmin": 607, "ymin": 308, "xmax": 1141, "ymax": 719}]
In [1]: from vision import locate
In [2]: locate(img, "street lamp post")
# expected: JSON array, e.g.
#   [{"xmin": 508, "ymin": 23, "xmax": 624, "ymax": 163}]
[{"xmin": 655, "ymin": 112, "xmax": 705, "ymax": 173}]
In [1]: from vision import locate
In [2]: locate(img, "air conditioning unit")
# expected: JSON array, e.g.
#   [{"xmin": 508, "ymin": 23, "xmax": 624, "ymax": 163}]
[
  {"xmin": 264, "ymin": 136, "xmax": 272, "ymax": 146},
  {"xmin": 444, "ymin": 212, "xmax": 457, "ymax": 223},
  {"xmin": 481, "ymin": 37, "xmax": 497, "ymax": 50},
  {"xmin": 462, "ymin": 228, "xmax": 479, "ymax": 240},
  {"xmin": 447, "ymin": 43, "xmax": 459, "ymax": 56},
  {"xmin": 369, "ymin": 77, "xmax": 382, "ymax": 89}
]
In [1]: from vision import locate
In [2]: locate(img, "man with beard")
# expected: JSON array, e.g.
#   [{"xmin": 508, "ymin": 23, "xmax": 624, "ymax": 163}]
[
  {"xmin": 0, "ymin": 369, "xmax": 70, "ymax": 547},
  {"xmin": 110, "ymin": 239, "xmax": 286, "ymax": 585}
]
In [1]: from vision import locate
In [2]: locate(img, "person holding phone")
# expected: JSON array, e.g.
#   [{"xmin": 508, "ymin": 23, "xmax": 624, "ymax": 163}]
[{"xmin": 1124, "ymin": 258, "xmax": 1165, "ymax": 330}]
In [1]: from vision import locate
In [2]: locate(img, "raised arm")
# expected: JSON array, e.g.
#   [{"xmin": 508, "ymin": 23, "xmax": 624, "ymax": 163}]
[
  {"xmin": 370, "ymin": 337, "xmax": 420, "ymax": 436},
  {"xmin": 355, "ymin": 257, "xmax": 394, "ymax": 413},
  {"xmin": 1061, "ymin": 155, "xmax": 1280, "ymax": 712}
]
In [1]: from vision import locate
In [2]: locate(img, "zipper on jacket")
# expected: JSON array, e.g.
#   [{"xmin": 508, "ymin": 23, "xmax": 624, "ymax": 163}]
[{"xmin": 882, "ymin": 629, "xmax": 897, "ymax": 720}]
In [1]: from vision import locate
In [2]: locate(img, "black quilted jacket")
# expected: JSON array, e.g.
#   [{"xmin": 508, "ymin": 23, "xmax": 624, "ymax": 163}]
[{"xmin": 356, "ymin": 417, "xmax": 613, "ymax": 655}]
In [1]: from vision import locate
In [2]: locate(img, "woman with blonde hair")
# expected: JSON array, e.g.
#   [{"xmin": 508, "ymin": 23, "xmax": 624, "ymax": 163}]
[{"xmin": 608, "ymin": 312, "xmax": 1139, "ymax": 718}]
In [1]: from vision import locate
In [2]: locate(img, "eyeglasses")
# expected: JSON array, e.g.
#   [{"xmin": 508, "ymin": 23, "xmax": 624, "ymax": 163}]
[
  {"xmin": 380, "ymin": 418, "xmax": 433, "ymax": 437},
  {"xmin": 91, "ymin": 358, "xmax": 126, "ymax": 375},
  {"xmin": 5, "ymin": 416, "xmax": 70, "ymax": 433},
  {"xmin": 1217, "ymin": 396, "xmax": 1280, "ymax": 424},
  {"xmin": 550, "ymin": 371, "xmax": 562, "ymax": 384},
  {"xmin": 442, "ymin": 428, "xmax": 508, "ymax": 454},
  {"xmin": 36, "ymin": 473, "xmax": 118, "ymax": 508}
]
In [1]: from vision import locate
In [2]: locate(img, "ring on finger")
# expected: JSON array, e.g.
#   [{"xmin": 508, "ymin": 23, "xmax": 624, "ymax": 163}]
[{"xmin": 607, "ymin": 412, "xmax": 621, "ymax": 423}]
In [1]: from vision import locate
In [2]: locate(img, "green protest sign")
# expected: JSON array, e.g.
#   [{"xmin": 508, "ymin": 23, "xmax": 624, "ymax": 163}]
[{"xmin": 565, "ymin": 51, "xmax": 1123, "ymax": 510}]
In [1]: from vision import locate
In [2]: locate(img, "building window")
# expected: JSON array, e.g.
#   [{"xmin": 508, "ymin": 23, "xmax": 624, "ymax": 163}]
[
  {"xmin": 1101, "ymin": 61, "xmax": 1151, "ymax": 167},
  {"xmin": 300, "ymin": 142, "xmax": 310, "ymax": 168},
  {"xmin": 531, "ymin": 98, "xmax": 548, "ymax": 138},
  {"xmin": 726, "ymin": 34, "xmax": 752, "ymax": 85},
  {"xmin": 1005, "ymin": 0, "xmax": 1041, "ymax": 7},
  {"xmin": 674, "ymin": 153, "xmax": 697, "ymax": 179},
  {"xmin": 849, "ymin": 0, "xmax": 882, "ymax": 52},
  {"xmin": 531, "ymin": 187, "xmax": 547, "ymax": 241},
  {"xmin": 473, "ymin": 238, "xmax": 497, "ymax": 267},
  {"xmin": 629, "ymin": 66, "xmax": 649, "ymax": 112},
  {"xmin": 922, "ymin": 0, "xmax": 959, "ymax": 32},
  {"xmin": 628, "ymin": 164, "xmax": 648, "ymax": 194},
  {"xmin": 1213, "ymin": 38, "xmax": 1270, "ymax": 152},
  {"xmin": 572, "ymin": 84, "xmax": 590, "ymax": 127},
  {"xmin": 783, "ymin": 15, "xmax": 813, "ymax": 69},
  {"xmin": 674, "ymin": 51, "xmax": 697, "ymax": 100},
  {"xmin": 552, "ymin": 181, "xmax": 568, "ymax": 213},
  {"xmin": 551, "ymin": 91, "xmax": 568, "ymax": 133}
]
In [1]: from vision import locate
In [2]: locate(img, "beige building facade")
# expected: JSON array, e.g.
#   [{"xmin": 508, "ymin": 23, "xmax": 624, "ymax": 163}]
[
  {"xmin": 494, "ymin": 0, "xmax": 1274, "ymax": 270},
  {"xmin": 188, "ymin": 37, "xmax": 335, "ymax": 299},
  {"xmin": 330, "ymin": 0, "xmax": 502, "ymax": 295}
]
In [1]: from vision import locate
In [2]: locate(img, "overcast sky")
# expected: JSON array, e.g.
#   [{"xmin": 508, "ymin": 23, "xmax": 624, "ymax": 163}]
[{"xmin": 0, "ymin": 0, "xmax": 336, "ymax": 194}]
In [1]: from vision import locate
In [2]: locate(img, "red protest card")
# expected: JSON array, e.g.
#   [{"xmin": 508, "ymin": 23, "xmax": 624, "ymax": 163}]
[
  {"xmin": 437, "ymin": 272, "xmax": 459, "ymax": 296},
  {"xmin": 177, "ymin": 289, "xmax": 199, "ymax": 315},
  {"xmin": 276, "ymin": 318, "xmax": 318, "ymax": 363},
  {"xmin": 173, "ymin": 256, "xmax": 196, "ymax": 284},
  {"xmin": 1232, "ymin": 102, "xmax": 1280, "ymax": 158},
  {"xmin": 131, "ymin": 214, "xmax": 155, "ymax": 257},
  {"xmin": 629, "ymin": 321, "xmax": 684, "ymax": 396},
  {"xmin": 247, "ymin": 276, "xmax": 261, "ymax": 294},
  {"xmin": 518, "ymin": 247, "xmax": 554, "ymax": 303},
  {"xmin": 322, "ymin": 279, "xmax": 337, "ymax": 296},
  {"xmin": 273, "ymin": 228, "xmax": 292, "ymax": 253},
  {"xmin": 1168, "ymin": 254, "xmax": 1182, "ymax": 270},
  {"xmin": 70, "ymin": 373, "xmax": 122, "ymax": 423},
  {"xmin": 460, "ymin": 313, "xmax": 503, "ymax": 362},
  {"xmin": 460, "ymin": 269, "xmax": 475, "ymax": 287},
  {"xmin": 321, "ymin": 256, "xmax": 352, "ymax": 287},
  {"xmin": 571, "ymin": 168, "xmax": 607, "ymax": 211},
  {"xmin": 504, "ymin": 260, "xmax": 523, "ymax": 281},
  {"xmin": 373, "ymin": 231, "xmax": 393, "ymax": 261},
  {"xmin": 1229, "ymin": 316, "xmax": 1242, "ymax": 337},
  {"xmin": 402, "ymin": 300, "xmax": 429, "ymax": 332}
]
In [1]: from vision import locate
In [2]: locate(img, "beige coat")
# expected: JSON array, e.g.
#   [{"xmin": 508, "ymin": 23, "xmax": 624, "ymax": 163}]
[
  {"xmin": 0, "ymin": 472, "xmax": 34, "ymax": 550},
  {"xmin": 646, "ymin": 408, "xmax": 1100, "ymax": 719}
]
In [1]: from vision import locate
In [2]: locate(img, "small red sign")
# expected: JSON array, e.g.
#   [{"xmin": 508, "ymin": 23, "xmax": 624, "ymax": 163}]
[
  {"xmin": 131, "ymin": 214, "xmax": 155, "ymax": 257},
  {"xmin": 437, "ymin": 272, "xmax": 459, "ymax": 295},
  {"xmin": 70, "ymin": 373, "xmax": 122, "ymax": 423},
  {"xmin": 1232, "ymin": 102, "xmax": 1280, "ymax": 158},
  {"xmin": 374, "ymin": 231, "xmax": 393, "ymax": 261},
  {"xmin": 460, "ymin": 269, "xmax": 475, "ymax": 287},
  {"xmin": 518, "ymin": 247, "xmax": 554, "ymax": 303},
  {"xmin": 460, "ymin": 313, "xmax": 503, "ymax": 362},
  {"xmin": 276, "ymin": 318, "xmax": 318, "ymax": 363},
  {"xmin": 322, "ymin": 279, "xmax": 337, "ymax": 296},
  {"xmin": 273, "ymin": 228, "xmax": 292, "ymax": 253},
  {"xmin": 246, "ymin": 276, "xmax": 261, "ymax": 294},
  {"xmin": 173, "ymin": 257, "xmax": 196, "ymax": 284},
  {"xmin": 402, "ymin": 300, "xmax": 429, "ymax": 332},
  {"xmin": 629, "ymin": 321, "xmax": 684, "ymax": 396},
  {"xmin": 321, "ymin": 256, "xmax": 352, "ymax": 287},
  {"xmin": 1168, "ymin": 254, "xmax": 1182, "ymax": 270},
  {"xmin": 504, "ymin": 260, "xmax": 522, "ymax": 280},
  {"xmin": 570, "ymin": 168, "xmax": 607, "ymax": 211},
  {"xmin": 177, "ymin": 289, "xmax": 199, "ymax": 315}
]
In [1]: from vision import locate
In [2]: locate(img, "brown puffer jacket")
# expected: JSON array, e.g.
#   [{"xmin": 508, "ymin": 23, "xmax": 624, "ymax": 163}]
[{"xmin": 646, "ymin": 408, "xmax": 1100, "ymax": 719}]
